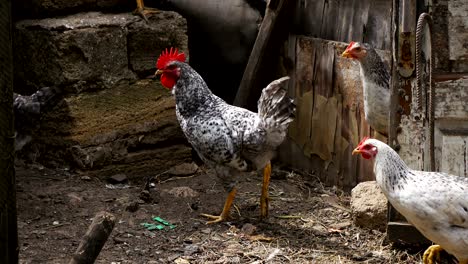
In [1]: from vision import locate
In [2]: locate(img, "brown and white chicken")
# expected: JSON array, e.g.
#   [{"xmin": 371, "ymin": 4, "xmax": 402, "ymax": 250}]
[
  {"xmin": 353, "ymin": 137, "xmax": 468, "ymax": 264},
  {"xmin": 342, "ymin": 42, "xmax": 390, "ymax": 136}
]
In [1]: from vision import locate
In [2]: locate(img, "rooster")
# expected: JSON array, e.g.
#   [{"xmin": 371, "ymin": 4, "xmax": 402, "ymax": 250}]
[
  {"xmin": 341, "ymin": 42, "xmax": 390, "ymax": 136},
  {"xmin": 154, "ymin": 48, "xmax": 295, "ymax": 224},
  {"xmin": 353, "ymin": 137, "xmax": 468, "ymax": 264}
]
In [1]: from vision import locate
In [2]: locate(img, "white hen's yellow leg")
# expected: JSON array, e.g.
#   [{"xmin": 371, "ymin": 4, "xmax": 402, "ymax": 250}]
[
  {"xmin": 134, "ymin": 0, "xmax": 158, "ymax": 22},
  {"xmin": 422, "ymin": 245, "xmax": 443, "ymax": 264},
  {"xmin": 201, "ymin": 187, "xmax": 237, "ymax": 224},
  {"xmin": 260, "ymin": 162, "xmax": 271, "ymax": 219}
]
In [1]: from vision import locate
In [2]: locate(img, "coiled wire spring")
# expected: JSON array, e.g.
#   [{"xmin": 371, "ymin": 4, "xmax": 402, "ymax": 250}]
[{"xmin": 415, "ymin": 12, "xmax": 435, "ymax": 171}]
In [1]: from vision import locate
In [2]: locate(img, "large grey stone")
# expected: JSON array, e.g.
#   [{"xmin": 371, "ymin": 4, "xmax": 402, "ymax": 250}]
[
  {"xmin": 350, "ymin": 181, "xmax": 388, "ymax": 231},
  {"xmin": 13, "ymin": 0, "xmax": 134, "ymax": 20},
  {"xmin": 13, "ymin": 11, "xmax": 188, "ymax": 94},
  {"xmin": 31, "ymin": 80, "xmax": 192, "ymax": 177},
  {"xmin": 13, "ymin": 11, "xmax": 190, "ymax": 177}
]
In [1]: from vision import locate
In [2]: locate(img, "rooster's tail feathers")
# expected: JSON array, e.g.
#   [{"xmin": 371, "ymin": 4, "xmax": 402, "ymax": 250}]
[{"xmin": 257, "ymin": 76, "xmax": 296, "ymax": 130}]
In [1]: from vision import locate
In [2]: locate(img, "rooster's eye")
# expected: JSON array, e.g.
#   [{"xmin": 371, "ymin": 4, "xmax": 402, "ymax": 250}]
[{"xmin": 355, "ymin": 47, "xmax": 361, "ymax": 51}]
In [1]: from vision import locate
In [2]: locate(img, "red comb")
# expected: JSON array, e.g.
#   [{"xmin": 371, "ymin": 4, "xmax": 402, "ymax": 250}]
[
  {"xmin": 345, "ymin": 41, "xmax": 356, "ymax": 50},
  {"xmin": 357, "ymin": 136, "xmax": 370, "ymax": 147},
  {"xmin": 156, "ymin": 47, "xmax": 186, "ymax": 69}
]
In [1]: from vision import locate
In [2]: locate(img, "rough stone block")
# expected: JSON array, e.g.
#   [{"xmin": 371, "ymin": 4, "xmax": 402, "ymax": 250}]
[
  {"xmin": 13, "ymin": 11, "xmax": 188, "ymax": 94},
  {"xmin": 13, "ymin": 0, "xmax": 134, "ymax": 20},
  {"xmin": 350, "ymin": 181, "xmax": 388, "ymax": 231},
  {"xmin": 29, "ymin": 80, "xmax": 191, "ymax": 177}
]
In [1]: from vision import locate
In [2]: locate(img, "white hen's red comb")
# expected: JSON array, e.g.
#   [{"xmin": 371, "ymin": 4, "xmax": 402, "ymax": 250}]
[
  {"xmin": 345, "ymin": 41, "xmax": 356, "ymax": 51},
  {"xmin": 357, "ymin": 137, "xmax": 370, "ymax": 148},
  {"xmin": 156, "ymin": 47, "xmax": 186, "ymax": 69}
]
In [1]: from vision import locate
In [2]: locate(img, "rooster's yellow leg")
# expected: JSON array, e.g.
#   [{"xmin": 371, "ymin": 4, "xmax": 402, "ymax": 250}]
[
  {"xmin": 134, "ymin": 0, "xmax": 158, "ymax": 22},
  {"xmin": 260, "ymin": 161, "xmax": 271, "ymax": 219},
  {"xmin": 201, "ymin": 187, "xmax": 237, "ymax": 224},
  {"xmin": 422, "ymin": 245, "xmax": 443, "ymax": 264}
]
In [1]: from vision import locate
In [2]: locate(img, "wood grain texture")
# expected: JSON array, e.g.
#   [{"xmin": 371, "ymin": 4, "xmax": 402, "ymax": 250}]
[{"xmin": 282, "ymin": 37, "xmax": 387, "ymax": 189}]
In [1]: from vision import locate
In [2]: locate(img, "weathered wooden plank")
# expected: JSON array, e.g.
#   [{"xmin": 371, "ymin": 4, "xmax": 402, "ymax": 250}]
[
  {"xmin": 292, "ymin": 0, "xmax": 392, "ymax": 50},
  {"xmin": 365, "ymin": 0, "xmax": 392, "ymax": 50},
  {"xmin": 294, "ymin": 0, "xmax": 325, "ymax": 37},
  {"xmin": 441, "ymin": 136, "xmax": 468, "ymax": 177},
  {"xmin": 234, "ymin": 0, "xmax": 295, "ymax": 110},
  {"xmin": 308, "ymin": 95, "xmax": 338, "ymax": 162},
  {"xmin": 287, "ymin": 34, "xmax": 297, "ymax": 98},
  {"xmin": 295, "ymin": 37, "xmax": 315, "ymax": 96},
  {"xmin": 282, "ymin": 37, "xmax": 379, "ymax": 188},
  {"xmin": 313, "ymin": 40, "xmax": 335, "ymax": 98},
  {"xmin": 319, "ymin": 0, "xmax": 339, "ymax": 40},
  {"xmin": 434, "ymin": 78, "xmax": 468, "ymax": 119}
]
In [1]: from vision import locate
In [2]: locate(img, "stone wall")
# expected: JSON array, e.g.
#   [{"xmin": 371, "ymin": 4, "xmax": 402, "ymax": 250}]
[{"xmin": 13, "ymin": 7, "xmax": 191, "ymax": 178}]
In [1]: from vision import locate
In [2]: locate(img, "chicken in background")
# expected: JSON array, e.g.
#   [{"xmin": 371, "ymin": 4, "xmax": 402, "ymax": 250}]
[
  {"xmin": 353, "ymin": 137, "xmax": 468, "ymax": 264},
  {"xmin": 341, "ymin": 42, "xmax": 391, "ymax": 137},
  {"xmin": 14, "ymin": 87, "xmax": 62, "ymax": 151},
  {"xmin": 154, "ymin": 48, "xmax": 295, "ymax": 224}
]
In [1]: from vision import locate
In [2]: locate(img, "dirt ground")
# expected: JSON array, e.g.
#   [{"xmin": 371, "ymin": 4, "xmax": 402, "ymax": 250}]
[{"xmin": 17, "ymin": 162, "xmax": 429, "ymax": 264}]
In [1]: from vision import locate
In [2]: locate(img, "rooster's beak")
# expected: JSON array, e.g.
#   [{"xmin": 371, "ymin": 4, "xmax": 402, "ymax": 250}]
[
  {"xmin": 341, "ymin": 50, "xmax": 352, "ymax": 58},
  {"xmin": 155, "ymin": 69, "xmax": 163, "ymax": 76},
  {"xmin": 352, "ymin": 148, "xmax": 361, "ymax": 155}
]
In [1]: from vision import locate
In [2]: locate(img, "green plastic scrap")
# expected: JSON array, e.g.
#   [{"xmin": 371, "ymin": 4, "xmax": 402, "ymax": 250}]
[
  {"xmin": 153, "ymin": 216, "xmax": 176, "ymax": 229},
  {"xmin": 140, "ymin": 222, "xmax": 164, "ymax": 230},
  {"xmin": 141, "ymin": 216, "xmax": 176, "ymax": 231}
]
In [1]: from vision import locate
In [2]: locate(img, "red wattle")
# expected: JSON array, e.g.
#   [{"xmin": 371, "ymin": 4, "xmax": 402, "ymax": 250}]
[
  {"xmin": 161, "ymin": 74, "xmax": 176, "ymax": 89},
  {"xmin": 361, "ymin": 152, "xmax": 372, "ymax": 159}
]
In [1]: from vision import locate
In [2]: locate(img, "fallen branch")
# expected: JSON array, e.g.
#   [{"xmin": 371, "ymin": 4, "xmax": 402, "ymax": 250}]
[{"xmin": 69, "ymin": 211, "xmax": 116, "ymax": 264}]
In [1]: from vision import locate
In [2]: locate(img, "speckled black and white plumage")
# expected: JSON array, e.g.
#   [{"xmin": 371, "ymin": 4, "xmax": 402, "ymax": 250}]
[
  {"xmin": 364, "ymin": 139, "xmax": 468, "ymax": 263},
  {"xmin": 348, "ymin": 42, "xmax": 390, "ymax": 135},
  {"xmin": 13, "ymin": 87, "xmax": 62, "ymax": 151},
  {"xmin": 168, "ymin": 61, "xmax": 295, "ymax": 189}
]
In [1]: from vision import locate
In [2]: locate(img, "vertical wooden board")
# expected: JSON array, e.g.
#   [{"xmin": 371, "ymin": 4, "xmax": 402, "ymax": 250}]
[
  {"xmin": 301, "ymin": 0, "xmax": 326, "ymax": 37},
  {"xmin": 338, "ymin": 0, "xmax": 359, "ymax": 42},
  {"xmin": 333, "ymin": 94, "xmax": 344, "ymax": 174},
  {"xmin": 323, "ymin": 0, "xmax": 344, "ymax": 41},
  {"xmin": 307, "ymin": 95, "xmax": 338, "ymax": 162},
  {"xmin": 441, "ymin": 136, "xmax": 468, "ymax": 177},
  {"xmin": 364, "ymin": 0, "xmax": 392, "ymax": 50},
  {"xmin": 349, "ymin": 0, "xmax": 369, "ymax": 42},
  {"xmin": 287, "ymin": 34, "xmax": 297, "ymax": 98},
  {"xmin": 314, "ymin": 41, "xmax": 335, "ymax": 98},
  {"xmin": 342, "ymin": 106, "xmax": 360, "ymax": 187},
  {"xmin": 295, "ymin": 37, "xmax": 315, "ymax": 96},
  {"xmin": 292, "ymin": 91, "xmax": 314, "ymax": 149}
]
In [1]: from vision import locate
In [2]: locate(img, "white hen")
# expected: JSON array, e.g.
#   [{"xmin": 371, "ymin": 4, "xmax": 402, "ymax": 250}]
[{"xmin": 353, "ymin": 137, "xmax": 468, "ymax": 264}]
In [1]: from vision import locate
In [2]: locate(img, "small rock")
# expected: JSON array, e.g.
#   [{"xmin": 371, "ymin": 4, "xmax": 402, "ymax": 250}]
[
  {"xmin": 240, "ymin": 223, "xmax": 256, "ymax": 236},
  {"xmin": 167, "ymin": 186, "xmax": 199, "ymax": 198},
  {"xmin": 167, "ymin": 162, "xmax": 199, "ymax": 176},
  {"xmin": 113, "ymin": 236, "xmax": 125, "ymax": 244},
  {"xmin": 350, "ymin": 181, "xmax": 387, "ymax": 231},
  {"xmin": 139, "ymin": 190, "xmax": 151, "ymax": 203},
  {"xmin": 174, "ymin": 257, "xmax": 190, "ymax": 264},
  {"xmin": 201, "ymin": 228, "xmax": 211, "ymax": 234},
  {"xmin": 52, "ymin": 221, "xmax": 60, "ymax": 225},
  {"xmin": 80, "ymin": 175, "xmax": 91, "ymax": 181},
  {"xmin": 125, "ymin": 201, "xmax": 139, "ymax": 212},
  {"xmin": 311, "ymin": 224, "xmax": 327, "ymax": 236},
  {"xmin": 107, "ymin": 174, "xmax": 128, "ymax": 184},
  {"xmin": 184, "ymin": 244, "xmax": 201, "ymax": 256},
  {"xmin": 67, "ymin": 193, "xmax": 83, "ymax": 207},
  {"xmin": 329, "ymin": 220, "xmax": 352, "ymax": 230}
]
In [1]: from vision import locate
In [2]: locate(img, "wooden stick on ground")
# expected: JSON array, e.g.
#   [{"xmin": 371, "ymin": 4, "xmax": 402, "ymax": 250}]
[{"xmin": 69, "ymin": 211, "xmax": 116, "ymax": 264}]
